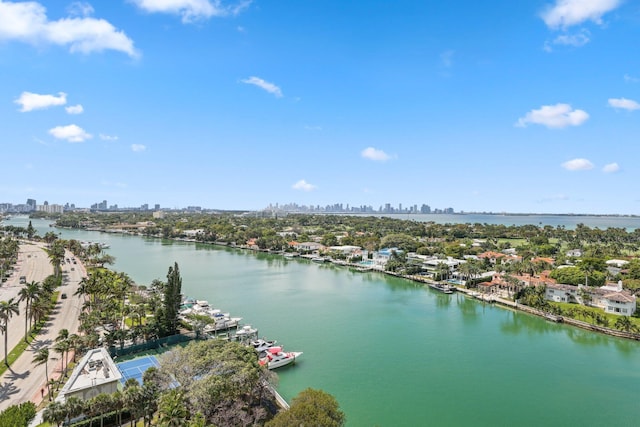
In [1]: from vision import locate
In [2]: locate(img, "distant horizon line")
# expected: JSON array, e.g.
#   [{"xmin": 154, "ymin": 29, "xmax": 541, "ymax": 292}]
[{"xmin": 2, "ymin": 208, "xmax": 639, "ymax": 219}]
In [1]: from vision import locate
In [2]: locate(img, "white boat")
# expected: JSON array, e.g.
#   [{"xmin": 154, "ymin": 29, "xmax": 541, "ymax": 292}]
[
  {"xmin": 284, "ymin": 252, "xmax": 300, "ymax": 258},
  {"xmin": 259, "ymin": 347, "xmax": 302, "ymax": 370},
  {"xmin": 250, "ymin": 338, "xmax": 277, "ymax": 354},
  {"xmin": 311, "ymin": 257, "xmax": 327, "ymax": 263},
  {"xmin": 429, "ymin": 283, "xmax": 454, "ymax": 294},
  {"xmin": 235, "ymin": 325, "xmax": 258, "ymax": 340}
]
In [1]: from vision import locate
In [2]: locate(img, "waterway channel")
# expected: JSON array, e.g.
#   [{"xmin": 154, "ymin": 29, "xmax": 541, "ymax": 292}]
[{"xmin": 4, "ymin": 217, "xmax": 640, "ymax": 426}]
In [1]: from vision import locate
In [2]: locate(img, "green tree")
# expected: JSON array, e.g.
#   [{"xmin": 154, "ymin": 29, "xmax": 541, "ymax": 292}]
[
  {"xmin": 42, "ymin": 401, "xmax": 66, "ymax": 427},
  {"xmin": 26, "ymin": 221, "xmax": 36, "ymax": 239},
  {"xmin": 89, "ymin": 393, "xmax": 114, "ymax": 427},
  {"xmin": 158, "ymin": 340, "xmax": 275, "ymax": 426},
  {"xmin": 33, "ymin": 347, "xmax": 51, "ymax": 401},
  {"xmin": 18, "ymin": 281, "xmax": 40, "ymax": 342},
  {"xmin": 62, "ymin": 396, "xmax": 84, "ymax": 426},
  {"xmin": 266, "ymin": 388, "xmax": 345, "ymax": 427},
  {"xmin": 614, "ymin": 316, "xmax": 633, "ymax": 333},
  {"xmin": 0, "ymin": 298, "xmax": 20, "ymax": 365},
  {"xmin": 158, "ymin": 389, "xmax": 189, "ymax": 426},
  {"xmin": 161, "ymin": 262, "xmax": 182, "ymax": 336},
  {"xmin": 0, "ymin": 402, "xmax": 37, "ymax": 427}
]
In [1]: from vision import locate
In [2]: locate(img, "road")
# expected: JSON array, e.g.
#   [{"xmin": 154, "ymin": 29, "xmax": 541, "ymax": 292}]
[{"xmin": 0, "ymin": 242, "xmax": 85, "ymax": 412}]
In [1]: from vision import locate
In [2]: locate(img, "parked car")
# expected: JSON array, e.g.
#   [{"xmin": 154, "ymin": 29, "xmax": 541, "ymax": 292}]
[
  {"xmin": 19, "ymin": 276, "xmax": 26, "ymax": 284},
  {"xmin": 61, "ymin": 293, "xmax": 67, "ymax": 299}
]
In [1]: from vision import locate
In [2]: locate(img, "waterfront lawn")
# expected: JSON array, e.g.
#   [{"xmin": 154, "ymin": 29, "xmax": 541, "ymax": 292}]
[{"xmin": 549, "ymin": 301, "xmax": 640, "ymax": 329}]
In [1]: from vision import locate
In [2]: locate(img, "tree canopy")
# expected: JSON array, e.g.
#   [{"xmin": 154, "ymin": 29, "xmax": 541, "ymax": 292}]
[{"xmin": 266, "ymin": 388, "xmax": 345, "ymax": 427}]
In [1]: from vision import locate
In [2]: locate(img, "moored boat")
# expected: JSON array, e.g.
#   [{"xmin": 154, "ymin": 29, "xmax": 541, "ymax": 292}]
[
  {"xmin": 250, "ymin": 338, "xmax": 278, "ymax": 354},
  {"xmin": 429, "ymin": 283, "xmax": 454, "ymax": 294},
  {"xmin": 258, "ymin": 347, "xmax": 303, "ymax": 370}
]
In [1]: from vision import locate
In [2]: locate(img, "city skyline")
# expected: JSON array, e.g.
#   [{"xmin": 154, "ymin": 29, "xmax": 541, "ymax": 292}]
[{"xmin": 2, "ymin": 1, "xmax": 640, "ymax": 214}]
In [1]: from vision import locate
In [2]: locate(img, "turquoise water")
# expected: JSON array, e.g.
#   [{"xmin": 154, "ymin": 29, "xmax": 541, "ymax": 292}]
[{"xmin": 4, "ymin": 217, "xmax": 640, "ymax": 426}]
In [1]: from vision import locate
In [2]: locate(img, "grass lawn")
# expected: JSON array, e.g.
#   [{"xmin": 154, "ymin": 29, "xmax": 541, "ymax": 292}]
[{"xmin": 550, "ymin": 301, "xmax": 640, "ymax": 329}]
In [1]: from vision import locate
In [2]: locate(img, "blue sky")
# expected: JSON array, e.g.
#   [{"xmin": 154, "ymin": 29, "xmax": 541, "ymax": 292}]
[{"xmin": 1, "ymin": 0, "xmax": 639, "ymax": 214}]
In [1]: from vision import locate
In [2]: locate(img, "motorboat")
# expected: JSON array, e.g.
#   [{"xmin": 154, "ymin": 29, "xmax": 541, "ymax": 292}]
[
  {"xmin": 234, "ymin": 325, "xmax": 258, "ymax": 341},
  {"xmin": 259, "ymin": 347, "xmax": 303, "ymax": 370},
  {"xmin": 429, "ymin": 283, "xmax": 454, "ymax": 294},
  {"xmin": 250, "ymin": 338, "xmax": 277, "ymax": 354},
  {"xmin": 311, "ymin": 257, "xmax": 327, "ymax": 263},
  {"xmin": 283, "ymin": 252, "xmax": 300, "ymax": 258}
]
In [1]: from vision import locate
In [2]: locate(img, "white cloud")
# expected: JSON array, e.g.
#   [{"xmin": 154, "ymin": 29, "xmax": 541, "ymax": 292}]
[
  {"xmin": 292, "ymin": 179, "xmax": 316, "ymax": 192},
  {"xmin": 67, "ymin": 2, "xmax": 94, "ymax": 17},
  {"xmin": 440, "ymin": 50, "xmax": 454, "ymax": 67},
  {"xmin": 131, "ymin": 0, "xmax": 252, "ymax": 23},
  {"xmin": 361, "ymin": 147, "xmax": 391, "ymax": 162},
  {"xmin": 304, "ymin": 125, "xmax": 322, "ymax": 131},
  {"xmin": 0, "ymin": 1, "xmax": 138, "ymax": 57},
  {"xmin": 15, "ymin": 91, "xmax": 66, "ymax": 112},
  {"xmin": 603, "ymin": 162, "xmax": 620, "ymax": 173},
  {"xmin": 99, "ymin": 133, "xmax": 119, "ymax": 141},
  {"xmin": 552, "ymin": 30, "xmax": 590, "ymax": 47},
  {"xmin": 541, "ymin": 0, "xmax": 622, "ymax": 29},
  {"xmin": 131, "ymin": 144, "xmax": 146, "ymax": 152},
  {"xmin": 562, "ymin": 158, "xmax": 594, "ymax": 171},
  {"xmin": 241, "ymin": 76, "xmax": 283, "ymax": 97},
  {"xmin": 624, "ymin": 74, "xmax": 639, "ymax": 83},
  {"xmin": 65, "ymin": 104, "xmax": 84, "ymax": 114},
  {"xmin": 516, "ymin": 103, "xmax": 589, "ymax": 129},
  {"xmin": 48, "ymin": 124, "xmax": 92, "ymax": 142},
  {"xmin": 608, "ymin": 97, "xmax": 640, "ymax": 111}
]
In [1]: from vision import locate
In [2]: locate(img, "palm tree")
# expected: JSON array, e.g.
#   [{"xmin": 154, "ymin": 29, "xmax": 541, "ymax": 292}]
[
  {"xmin": 123, "ymin": 380, "xmax": 144, "ymax": 427},
  {"xmin": 157, "ymin": 389, "xmax": 188, "ymax": 427},
  {"xmin": 63, "ymin": 396, "xmax": 85, "ymax": 426},
  {"xmin": 435, "ymin": 262, "xmax": 450, "ymax": 281},
  {"xmin": 42, "ymin": 401, "xmax": 66, "ymax": 427},
  {"xmin": 53, "ymin": 339, "xmax": 70, "ymax": 381},
  {"xmin": 18, "ymin": 281, "xmax": 40, "ymax": 342},
  {"xmin": 0, "ymin": 298, "xmax": 20, "ymax": 365},
  {"xmin": 33, "ymin": 347, "xmax": 51, "ymax": 401},
  {"xmin": 614, "ymin": 316, "xmax": 633, "ymax": 332},
  {"xmin": 89, "ymin": 393, "xmax": 113, "ymax": 427},
  {"xmin": 68, "ymin": 333, "xmax": 82, "ymax": 363}
]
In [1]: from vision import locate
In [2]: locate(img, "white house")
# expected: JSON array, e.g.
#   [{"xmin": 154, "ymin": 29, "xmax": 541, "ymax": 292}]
[
  {"xmin": 544, "ymin": 281, "xmax": 636, "ymax": 316},
  {"xmin": 545, "ymin": 283, "xmax": 579, "ymax": 303},
  {"xmin": 58, "ymin": 348, "xmax": 122, "ymax": 402},
  {"xmin": 592, "ymin": 281, "xmax": 636, "ymax": 316}
]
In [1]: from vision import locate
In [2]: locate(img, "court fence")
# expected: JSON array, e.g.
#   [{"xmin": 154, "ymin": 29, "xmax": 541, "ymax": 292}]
[{"xmin": 108, "ymin": 332, "xmax": 198, "ymax": 358}]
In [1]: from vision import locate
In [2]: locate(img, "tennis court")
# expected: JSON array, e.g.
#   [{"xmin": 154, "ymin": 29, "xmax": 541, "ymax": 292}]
[{"xmin": 117, "ymin": 355, "xmax": 160, "ymax": 385}]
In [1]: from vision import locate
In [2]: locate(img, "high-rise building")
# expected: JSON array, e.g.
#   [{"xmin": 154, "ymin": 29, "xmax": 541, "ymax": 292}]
[{"xmin": 26, "ymin": 199, "xmax": 36, "ymax": 210}]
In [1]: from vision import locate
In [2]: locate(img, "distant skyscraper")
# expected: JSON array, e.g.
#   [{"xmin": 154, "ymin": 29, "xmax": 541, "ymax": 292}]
[
  {"xmin": 155, "ymin": 204, "xmax": 160, "ymax": 210},
  {"xmin": 26, "ymin": 199, "xmax": 36, "ymax": 210}
]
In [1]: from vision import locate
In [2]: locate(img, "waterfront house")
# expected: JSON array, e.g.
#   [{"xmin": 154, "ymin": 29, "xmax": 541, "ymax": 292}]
[
  {"xmin": 544, "ymin": 281, "xmax": 636, "ymax": 316},
  {"xmin": 327, "ymin": 245, "xmax": 362, "ymax": 259},
  {"xmin": 591, "ymin": 281, "xmax": 637, "ymax": 315},
  {"xmin": 545, "ymin": 283, "xmax": 579, "ymax": 303},
  {"xmin": 372, "ymin": 248, "xmax": 402, "ymax": 267},
  {"xmin": 290, "ymin": 241, "xmax": 326, "ymax": 254}
]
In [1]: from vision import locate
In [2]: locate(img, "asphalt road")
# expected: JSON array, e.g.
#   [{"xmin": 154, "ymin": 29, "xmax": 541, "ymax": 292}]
[{"xmin": 0, "ymin": 243, "xmax": 85, "ymax": 412}]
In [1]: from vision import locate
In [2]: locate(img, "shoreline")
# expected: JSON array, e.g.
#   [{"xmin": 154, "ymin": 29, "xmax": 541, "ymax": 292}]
[{"xmin": 46, "ymin": 224, "xmax": 640, "ymax": 342}]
